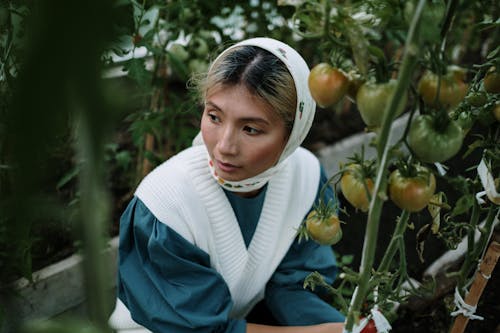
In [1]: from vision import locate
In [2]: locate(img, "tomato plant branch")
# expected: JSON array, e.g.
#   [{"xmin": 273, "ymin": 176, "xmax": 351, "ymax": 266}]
[
  {"xmin": 456, "ymin": 198, "xmax": 481, "ymax": 291},
  {"xmin": 322, "ymin": 0, "xmax": 331, "ymax": 43},
  {"xmin": 343, "ymin": 0, "xmax": 426, "ymax": 330},
  {"xmin": 304, "ymin": 271, "xmax": 350, "ymax": 314},
  {"xmin": 439, "ymin": 0, "xmax": 459, "ymax": 41},
  {"xmin": 376, "ymin": 210, "xmax": 411, "ymax": 273}
]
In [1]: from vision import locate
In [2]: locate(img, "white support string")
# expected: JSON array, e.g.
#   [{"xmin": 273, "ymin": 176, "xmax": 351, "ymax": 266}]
[
  {"xmin": 476, "ymin": 158, "xmax": 500, "ymax": 205},
  {"xmin": 370, "ymin": 308, "xmax": 392, "ymax": 332},
  {"xmin": 345, "ymin": 308, "xmax": 392, "ymax": 333},
  {"xmin": 434, "ymin": 162, "xmax": 448, "ymax": 176},
  {"xmin": 347, "ymin": 317, "xmax": 369, "ymax": 333},
  {"xmin": 343, "ymin": 287, "xmax": 392, "ymax": 333},
  {"xmin": 450, "ymin": 287, "xmax": 484, "ymax": 321}
]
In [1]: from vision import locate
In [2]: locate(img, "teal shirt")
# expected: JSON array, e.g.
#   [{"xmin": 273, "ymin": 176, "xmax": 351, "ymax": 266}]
[
  {"xmin": 223, "ymin": 186, "xmax": 266, "ymax": 248},
  {"xmin": 117, "ymin": 167, "xmax": 344, "ymax": 333}
]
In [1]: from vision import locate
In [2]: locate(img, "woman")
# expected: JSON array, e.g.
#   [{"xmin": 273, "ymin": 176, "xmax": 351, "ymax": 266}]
[{"xmin": 109, "ymin": 37, "xmax": 345, "ymax": 333}]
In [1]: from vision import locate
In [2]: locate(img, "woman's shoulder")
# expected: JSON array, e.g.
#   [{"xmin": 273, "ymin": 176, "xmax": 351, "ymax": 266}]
[
  {"xmin": 131, "ymin": 145, "xmax": 214, "ymax": 245},
  {"xmin": 137, "ymin": 145, "xmax": 207, "ymax": 190},
  {"xmin": 133, "ymin": 145, "xmax": 211, "ymax": 218},
  {"xmin": 293, "ymin": 146, "xmax": 319, "ymax": 162},
  {"xmin": 287, "ymin": 147, "xmax": 321, "ymax": 180}
]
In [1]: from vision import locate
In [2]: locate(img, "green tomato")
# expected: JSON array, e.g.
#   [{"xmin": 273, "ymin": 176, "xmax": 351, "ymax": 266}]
[
  {"xmin": 188, "ymin": 59, "xmax": 208, "ymax": 74},
  {"xmin": 455, "ymin": 111, "xmax": 474, "ymax": 134},
  {"xmin": 484, "ymin": 67, "xmax": 500, "ymax": 93},
  {"xmin": 168, "ymin": 43, "xmax": 189, "ymax": 62},
  {"xmin": 408, "ymin": 114, "xmax": 464, "ymax": 163},
  {"xmin": 418, "ymin": 69, "xmax": 468, "ymax": 110},
  {"xmin": 305, "ymin": 210, "xmax": 343, "ymax": 246},
  {"xmin": 190, "ymin": 37, "xmax": 209, "ymax": 57},
  {"xmin": 493, "ymin": 102, "xmax": 500, "ymax": 122},
  {"xmin": 356, "ymin": 79, "xmax": 408, "ymax": 127},
  {"xmin": 466, "ymin": 91, "xmax": 488, "ymax": 107}
]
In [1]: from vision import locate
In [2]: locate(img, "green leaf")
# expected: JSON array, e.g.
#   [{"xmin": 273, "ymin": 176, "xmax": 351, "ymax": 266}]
[
  {"xmin": 416, "ymin": 223, "xmax": 431, "ymax": 263},
  {"xmin": 450, "ymin": 194, "xmax": 474, "ymax": 217},
  {"xmin": 56, "ymin": 166, "xmax": 80, "ymax": 190},
  {"xmin": 341, "ymin": 254, "xmax": 354, "ymax": 265},
  {"xmin": 115, "ymin": 151, "xmax": 132, "ymax": 170},
  {"xmin": 428, "ymin": 192, "xmax": 445, "ymax": 234},
  {"xmin": 124, "ymin": 58, "xmax": 152, "ymax": 88}
]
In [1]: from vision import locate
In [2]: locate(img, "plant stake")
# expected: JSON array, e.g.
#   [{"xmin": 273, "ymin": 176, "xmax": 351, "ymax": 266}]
[{"xmin": 450, "ymin": 241, "xmax": 500, "ymax": 333}]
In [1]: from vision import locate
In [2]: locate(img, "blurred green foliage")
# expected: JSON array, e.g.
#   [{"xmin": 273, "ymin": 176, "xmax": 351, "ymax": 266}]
[{"xmin": 0, "ymin": 0, "xmax": 300, "ymax": 331}]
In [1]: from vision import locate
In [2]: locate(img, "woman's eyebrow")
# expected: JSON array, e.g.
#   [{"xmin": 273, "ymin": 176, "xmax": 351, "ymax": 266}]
[
  {"xmin": 205, "ymin": 101, "xmax": 222, "ymax": 111},
  {"xmin": 205, "ymin": 101, "xmax": 271, "ymax": 125},
  {"xmin": 239, "ymin": 117, "xmax": 271, "ymax": 126}
]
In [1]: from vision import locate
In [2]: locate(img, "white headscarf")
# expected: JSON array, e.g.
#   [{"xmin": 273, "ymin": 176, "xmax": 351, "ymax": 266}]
[{"xmin": 193, "ymin": 37, "xmax": 316, "ymax": 193}]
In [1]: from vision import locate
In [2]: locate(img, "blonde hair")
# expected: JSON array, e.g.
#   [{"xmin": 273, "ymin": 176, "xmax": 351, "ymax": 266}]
[{"xmin": 194, "ymin": 45, "xmax": 297, "ymax": 131}]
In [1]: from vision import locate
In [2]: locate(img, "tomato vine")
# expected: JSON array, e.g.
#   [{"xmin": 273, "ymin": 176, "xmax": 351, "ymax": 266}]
[{"xmin": 288, "ymin": 0, "xmax": 500, "ymax": 331}]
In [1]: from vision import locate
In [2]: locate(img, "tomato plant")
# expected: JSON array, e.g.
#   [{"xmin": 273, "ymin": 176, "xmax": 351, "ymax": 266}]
[
  {"xmin": 288, "ymin": 1, "xmax": 500, "ymax": 332},
  {"xmin": 308, "ymin": 63, "xmax": 349, "ymax": 108},
  {"xmin": 408, "ymin": 113, "xmax": 464, "ymax": 163},
  {"xmin": 389, "ymin": 164, "xmax": 436, "ymax": 212},
  {"xmin": 356, "ymin": 80, "xmax": 408, "ymax": 127},
  {"xmin": 305, "ymin": 209, "xmax": 343, "ymax": 246},
  {"xmin": 340, "ymin": 163, "xmax": 375, "ymax": 212},
  {"xmin": 417, "ymin": 67, "xmax": 468, "ymax": 110}
]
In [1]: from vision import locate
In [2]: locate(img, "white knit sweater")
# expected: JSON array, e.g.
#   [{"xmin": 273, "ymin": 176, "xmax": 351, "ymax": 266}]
[{"xmin": 110, "ymin": 144, "xmax": 320, "ymax": 329}]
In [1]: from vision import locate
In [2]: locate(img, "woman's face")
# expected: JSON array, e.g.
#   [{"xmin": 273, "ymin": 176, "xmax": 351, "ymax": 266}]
[{"xmin": 201, "ymin": 84, "xmax": 288, "ymax": 182}]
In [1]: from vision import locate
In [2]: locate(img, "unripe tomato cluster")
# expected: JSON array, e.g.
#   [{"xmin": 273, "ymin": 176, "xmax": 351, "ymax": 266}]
[
  {"xmin": 306, "ymin": 59, "xmax": 496, "ymax": 239},
  {"xmin": 339, "ymin": 162, "xmax": 437, "ymax": 214}
]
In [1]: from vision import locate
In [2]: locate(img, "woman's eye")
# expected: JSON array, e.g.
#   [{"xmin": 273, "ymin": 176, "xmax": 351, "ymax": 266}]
[
  {"xmin": 244, "ymin": 126, "xmax": 261, "ymax": 135},
  {"xmin": 207, "ymin": 113, "xmax": 220, "ymax": 122}
]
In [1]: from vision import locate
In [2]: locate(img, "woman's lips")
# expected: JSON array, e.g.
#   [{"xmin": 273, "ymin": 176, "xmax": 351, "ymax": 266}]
[{"xmin": 216, "ymin": 160, "xmax": 240, "ymax": 173}]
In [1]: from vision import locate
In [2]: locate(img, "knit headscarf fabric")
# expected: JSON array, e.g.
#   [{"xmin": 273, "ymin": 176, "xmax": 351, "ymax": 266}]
[{"xmin": 193, "ymin": 37, "xmax": 316, "ymax": 193}]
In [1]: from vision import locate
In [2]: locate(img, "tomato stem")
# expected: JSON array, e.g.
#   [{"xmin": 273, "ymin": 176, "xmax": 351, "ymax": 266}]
[
  {"xmin": 344, "ymin": 0, "xmax": 427, "ymax": 331},
  {"xmin": 322, "ymin": 0, "xmax": 331, "ymax": 43},
  {"xmin": 432, "ymin": 106, "xmax": 452, "ymax": 132},
  {"xmin": 440, "ymin": 0, "xmax": 459, "ymax": 41},
  {"xmin": 376, "ymin": 210, "xmax": 411, "ymax": 273}
]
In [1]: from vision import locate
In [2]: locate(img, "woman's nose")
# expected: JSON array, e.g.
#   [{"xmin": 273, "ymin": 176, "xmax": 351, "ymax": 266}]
[{"xmin": 217, "ymin": 126, "xmax": 238, "ymax": 156}]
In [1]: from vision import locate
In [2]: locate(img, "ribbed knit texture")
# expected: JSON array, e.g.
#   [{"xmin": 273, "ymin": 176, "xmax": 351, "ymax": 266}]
[{"xmin": 136, "ymin": 145, "xmax": 320, "ymax": 318}]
